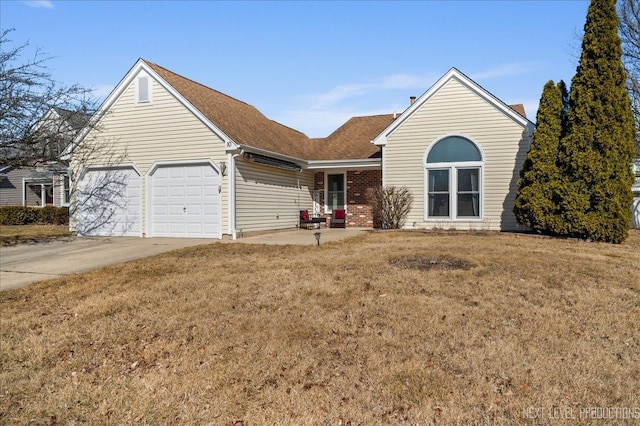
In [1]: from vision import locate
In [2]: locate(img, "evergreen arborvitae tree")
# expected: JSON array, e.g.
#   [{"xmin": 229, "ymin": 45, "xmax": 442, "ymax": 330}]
[
  {"xmin": 514, "ymin": 81, "xmax": 566, "ymax": 232},
  {"xmin": 556, "ymin": 0, "xmax": 636, "ymax": 243}
]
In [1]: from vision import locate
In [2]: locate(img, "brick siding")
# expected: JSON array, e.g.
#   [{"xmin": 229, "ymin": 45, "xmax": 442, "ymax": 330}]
[{"xmin": 313, "ymin": 170, "xmax": 382, "ymax": 227}]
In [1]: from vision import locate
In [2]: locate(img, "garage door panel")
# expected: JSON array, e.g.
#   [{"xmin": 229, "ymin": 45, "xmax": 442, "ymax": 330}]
[
  {"xmin": 186, "ymin": 186, "xmax": 202, "ymax": 197},
  {"xmin": 151, "ymin": 164, "xmax": 221, "ymax": 238},
  {"xmin": 170, "ymin": 186, "xmax": 184, "ymax": 197},
  {"xmin": 186, "ymin": 168, "xmax": 201, "ymax": 178},
  {"xmin": 186, "ymin": 204, "xmax": 203, "ymax": 215},
  {"xmin": 170, "ymin": 168, "xmax": 184, "ymax": 178},
  {"xmin": 187, "ymin": 224, "xmax": 203, "ymax": 234},
  {"xmin": 76, "ymin": 167, "xmax": 141, "ymax": 237}
]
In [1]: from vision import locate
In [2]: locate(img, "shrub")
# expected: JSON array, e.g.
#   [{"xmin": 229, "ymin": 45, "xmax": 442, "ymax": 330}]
[
  {"xmin": 54, "ymin": 207, "xmax": 69, "ymax": 225},
  {"xmin": 39, "ymin": 206, "xmax": 57, "ymax": 224},
  {"xmin": 366, "ymin": 186, "xmax": 413, "ymax": 229},
  {"xmin": 0, "ymin": 206, "xmax": 69, "ymax": 225},
  {"xmin": 0, "ymin": 207, "xmax": 27, "ymax": 225}
]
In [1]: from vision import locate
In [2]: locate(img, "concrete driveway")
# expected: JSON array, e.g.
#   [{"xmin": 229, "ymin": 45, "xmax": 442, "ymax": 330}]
[
  {"xmin": 0, "ymin": 229, "xmax": 368, "ymax": 291},
  {"xmin": 0, "ymin": 237, "xmax": 214, "ymax": 292}
]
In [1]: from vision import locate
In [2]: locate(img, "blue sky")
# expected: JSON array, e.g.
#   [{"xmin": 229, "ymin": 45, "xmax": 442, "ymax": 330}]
[{"xmin": 2, "ymin": 0, "xmax": 590, "ymax": 137}]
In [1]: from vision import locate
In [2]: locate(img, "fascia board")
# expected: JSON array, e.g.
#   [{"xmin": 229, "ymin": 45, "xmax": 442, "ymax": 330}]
[
  {"xmin": 141, "ymin": 62, "xmax": 239, "ymax": 150},
  {"xmin": 66, "ymin": 59, "xmax": 145, "ymax": 156}
]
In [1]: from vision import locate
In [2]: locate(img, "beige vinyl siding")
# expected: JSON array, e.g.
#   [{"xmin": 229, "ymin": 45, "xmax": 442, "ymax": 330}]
[
  {"xmin": 80, "ymin": 74, "xmax": 229, "ymax": 236},
  {"xmin": 235, "ymin": 159, "xmax": 313, "ymax": 233},
  {"xmin": 384, "ymin": 77, "xmax": 530, "ymax": 231}
]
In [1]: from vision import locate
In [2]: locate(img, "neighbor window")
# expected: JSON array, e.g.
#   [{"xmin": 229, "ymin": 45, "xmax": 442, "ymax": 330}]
[
  {"xmin": 326, "ymin": 173, "xmax": 345, "ymax": 212},
  {"xmin": 63, "ymin": 175, "xmax": 71, "ymax": 206},
  {"xmin": 425, "ymin": 136, "xmax": 483, "ymax": 220}
]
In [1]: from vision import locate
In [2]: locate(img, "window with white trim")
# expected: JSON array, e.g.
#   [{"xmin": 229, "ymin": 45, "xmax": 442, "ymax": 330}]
[
  {"xmin": 136, "ymin": 74, "xmax": 152, "ymax": 104},
  {"xmin": 63, "ymin": 174, "xmax": 71, "ymax": 206},
  {"xmin": 425, "ymin": 136, "xmax": 483, "ymax": 220},
  {"xmin": 325, "ymin": 173, "xmax": 345, "ymax": 212}
]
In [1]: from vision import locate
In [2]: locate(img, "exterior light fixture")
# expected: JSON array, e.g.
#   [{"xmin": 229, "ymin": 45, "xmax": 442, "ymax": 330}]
[
  {"xmin": 314, "ymin": 232, "xmax": 321, "ymax": 246},
  {"xmin": 219, "ymin": 161, "xmax": 227, "ymax": 176}
]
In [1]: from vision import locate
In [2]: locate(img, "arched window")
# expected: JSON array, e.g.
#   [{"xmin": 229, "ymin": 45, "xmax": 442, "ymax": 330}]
[{"xmin": 425, "ymin": 136, "xmax": 483, "ymax": 219}]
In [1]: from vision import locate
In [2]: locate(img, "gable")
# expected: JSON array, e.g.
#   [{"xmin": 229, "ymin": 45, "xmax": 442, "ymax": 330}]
[
  {"xmin": 79, "ymin": 66, "xmax": 229, "ymax": 173},
  {"xmin": 70, "ymin": 59, "xmax": 236, "ymax": 158},
  {"xmin": 372, "ymin": 68, "xmax": 533, "ymax": 146}
]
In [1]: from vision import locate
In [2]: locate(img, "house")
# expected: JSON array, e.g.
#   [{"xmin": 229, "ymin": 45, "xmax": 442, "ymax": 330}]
[
  {"xmin": 70, "ymin": 59, "xmax": 533, "ymax": 238},
  {"xmin": 0, "ymin": 165, "xmax": 67, "ymax": 207},
  {"xmin": 0, "ymin": 107, "xmax": 87, "ymax": 208}
]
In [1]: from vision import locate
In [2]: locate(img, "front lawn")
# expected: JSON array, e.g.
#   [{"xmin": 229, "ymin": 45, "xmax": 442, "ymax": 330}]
[
  {"xmin": 1, "ymin": 231, "xmax": 638, "ymax": 424},
  {"xmin": 0, "ymin": 225, "xmax": 72, "ymax": 246}
]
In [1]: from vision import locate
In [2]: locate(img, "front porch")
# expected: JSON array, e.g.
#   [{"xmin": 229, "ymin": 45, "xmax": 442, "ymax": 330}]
[{"xmin": 311, "ymin": 169, "xmax": 382, "ymax": 228}]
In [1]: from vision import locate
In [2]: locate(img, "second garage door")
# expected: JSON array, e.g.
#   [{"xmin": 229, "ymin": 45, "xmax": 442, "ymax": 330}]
[{"xmin": 150, "ymin": 163, "xmax": 221, "ymax": 238}]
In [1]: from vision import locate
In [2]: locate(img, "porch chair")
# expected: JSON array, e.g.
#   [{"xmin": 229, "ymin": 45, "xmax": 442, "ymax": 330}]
[
  {"xmin": 330, "ymin": 209, "xmax": 346, "ymax": 228},
  {"xmin": 299, "ymin": 210, "xmax": 325, "ymax": 229}
]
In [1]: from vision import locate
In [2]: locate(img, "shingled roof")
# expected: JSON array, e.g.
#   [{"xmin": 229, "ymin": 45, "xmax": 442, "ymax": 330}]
[
  {"xmin": 144, "ymin": 61, "xmax": 525, "ymax": 163},
  {"xmin": 508, "ymin": 104, "xmax": 526, "ymax": 118},
  {"xmin": 146, "ymin": 61, "xmax": 312, "ymax": 160},
  {"xmin": 306, "ymin": 115, "xmax": 393, "ymax": 160}
]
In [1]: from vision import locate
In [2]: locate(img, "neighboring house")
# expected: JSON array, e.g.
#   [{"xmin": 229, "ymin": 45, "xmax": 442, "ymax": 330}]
[
  {"xmin": 633, "ymin": 156, "xmax": 640, "ymax": 229},
  {"xmin": 0, "ymin": 165, "xmax": 69, "ymax": 207},
  {"xmin": 71, "ymin": 59, "xmax": 533, "ymax": 238},
  {"xmin": 0, "ymin": 107, "xmax": 86, "ymax": 207}
]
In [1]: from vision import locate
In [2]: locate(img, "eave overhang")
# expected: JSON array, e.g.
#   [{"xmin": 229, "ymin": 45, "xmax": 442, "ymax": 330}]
[{"xmin": 305, "ymin": 158, "xmax": 381, "ymax": 170}]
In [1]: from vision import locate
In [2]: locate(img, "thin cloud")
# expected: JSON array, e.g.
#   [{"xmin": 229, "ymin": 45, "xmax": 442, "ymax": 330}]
[
  {"xmin": 24, "ymin": 0, "xmax": 54, "ymax": 8},
  {"xmin": 310, "ymin": 72, "xmax": 438, "ymax": 109},
  {"xmin": 471, "ymin": 62, "xmax": 540, "ymax": 80}
]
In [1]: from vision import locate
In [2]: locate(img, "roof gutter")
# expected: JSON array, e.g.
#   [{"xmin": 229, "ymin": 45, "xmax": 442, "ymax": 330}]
[{"xmin": 231, "ymin": 144, "xmax": 307, "ymax": 166}]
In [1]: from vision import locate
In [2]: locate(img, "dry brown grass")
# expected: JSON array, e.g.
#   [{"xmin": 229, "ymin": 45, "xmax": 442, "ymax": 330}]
[
  {"xmin": 0, "ymin": 225, "xmax": 72, "ymax": 246},
  {"xmin": 1, "ymin": 230, "xmax": 639, "ymax": 425}
]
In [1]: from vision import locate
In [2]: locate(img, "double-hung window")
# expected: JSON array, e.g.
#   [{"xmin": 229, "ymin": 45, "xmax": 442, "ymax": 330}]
[{"xmin": 425, "ymin": 136, "xmax": 483, "ymax": 220}]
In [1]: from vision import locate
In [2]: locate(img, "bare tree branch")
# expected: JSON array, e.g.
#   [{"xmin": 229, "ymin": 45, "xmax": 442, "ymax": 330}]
[{"xmin": 0, "ymin": 28, "xmax": 97, "ymax": 167}]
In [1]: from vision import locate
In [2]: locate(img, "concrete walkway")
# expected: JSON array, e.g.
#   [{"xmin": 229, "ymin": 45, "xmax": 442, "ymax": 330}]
[
  {"xmin": 228, "ymin": 227, "xmax": 368, "ymax": 246},
  {"xmin": 0, "ymin": 228, "xmax": 368, "ymax": 291}
]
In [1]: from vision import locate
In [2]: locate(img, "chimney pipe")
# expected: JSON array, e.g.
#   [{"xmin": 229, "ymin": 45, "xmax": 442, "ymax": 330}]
[{"xmin": 410, "ymin": 96, "xmax": 416, "ymax": 105}]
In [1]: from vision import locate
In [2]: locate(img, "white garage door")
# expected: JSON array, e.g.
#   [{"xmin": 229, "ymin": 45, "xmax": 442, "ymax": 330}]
[
  {"xmin": 76, "ymin": 167, "xmax": 141, "ymax": 236},
  {"xmin": 150, "ymin": 163, "xmax": 221, "ymax": 238},
  {"xmin": 633, "ymin": 197, "xmax": 640, "ymax": 229}
]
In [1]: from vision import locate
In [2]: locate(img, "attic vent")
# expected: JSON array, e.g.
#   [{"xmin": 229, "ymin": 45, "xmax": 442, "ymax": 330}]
[{"xmin": 136, "ymin": 75, "xmax": 151, "ymax": 104}]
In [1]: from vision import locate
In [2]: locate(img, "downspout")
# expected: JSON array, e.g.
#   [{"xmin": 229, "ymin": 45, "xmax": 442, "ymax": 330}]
[{"xmin": 229, "ymin": 149, "xmax": 244, "ymax": 240}]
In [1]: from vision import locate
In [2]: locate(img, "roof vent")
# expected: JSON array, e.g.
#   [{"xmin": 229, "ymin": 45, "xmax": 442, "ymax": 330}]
[
  {"xmin": 410, "ymin": 96, "xmax": 416, "ymax": 105},
  {"xmin": 136, "ymin": 75, "xmax": 151, "ymax": 104}
]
